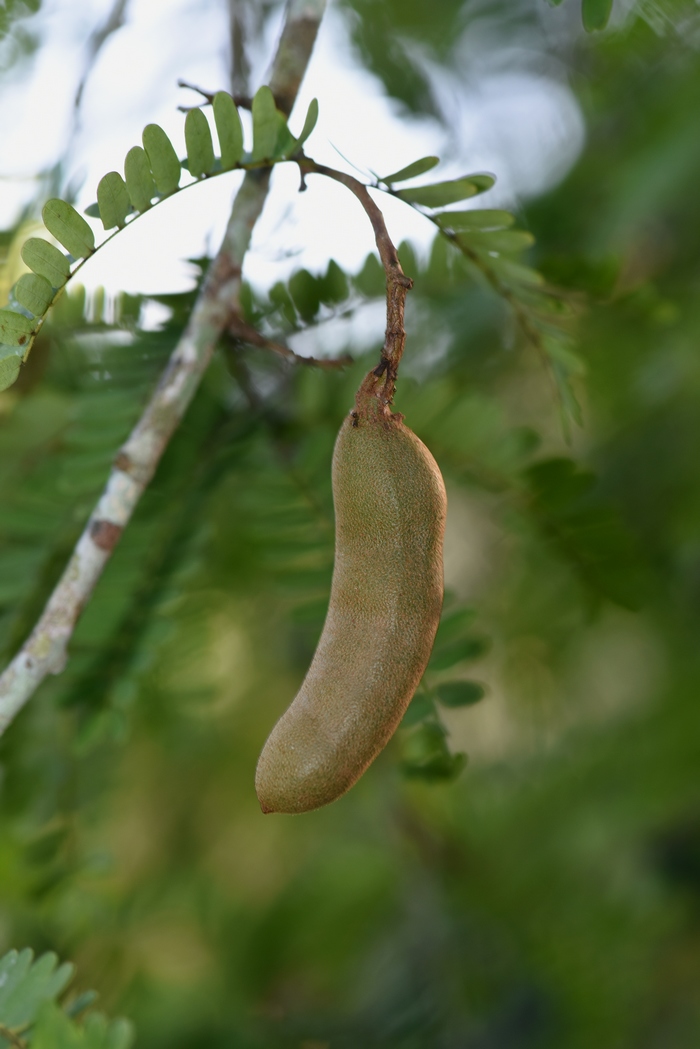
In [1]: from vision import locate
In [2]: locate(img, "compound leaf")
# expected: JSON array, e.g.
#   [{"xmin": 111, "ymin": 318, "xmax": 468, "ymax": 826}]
[
  {"xmin": 97, "ymin": 171, "xmax": 131, "ymax": 230},
  {"xmin": 380, "ymin": 156, "xmax": 439, "ymax": 184},
  {"xmin": 0, "ymin": 346, "xmax": 22, "ymax": 392},
  {"xmin": 142, "ymin": 123, "xmax": 181, "ymax": 195},
  {"xmin": 21, "ymin": 238, "xmax": 70, "ymax": 287},
  {"xmin": 434, "ymin": 208, "xmax": 515, "ymax": 232},
  {"xmin": 14, "ymin": 273, "xmax": 53, "ymax": 316},
  {"xmin": 396, "ymin": 174, "xmax": 495, "ymax": 207},
  {"xmin": 295, "ymin": 97, "xmax": 319, "ymax": 150},
  {"xmin": 185, "ymin": 107, "xmax": 215, "ymax": 177},
  {"xmin": 0, "ymin": 949, "xmax": 74, "ymax": 1029},
  {"xmin": 435, "ymin": 681, "xmax": 486, "ymax": 707},
  {"xmin": 124, "ymin": 146, "xmax": 155, "ymax": 212},
  {"xmin": 0, "ymin": 309, "xmax": 33, "ymax": 346},
  {"xmin": 582, "ymin": 0, "xmax": 613, "ymax": 31},
  {"xmin": 251, "ymin": 85, "xmax": 278, "ymax": 161},
  {"xmin": 213, "ymin": 91, "xmax": 243, "ymax": 169},
  {"xmin": 42, "ymin": 199, "xmax": 95, "ymax": 259}
]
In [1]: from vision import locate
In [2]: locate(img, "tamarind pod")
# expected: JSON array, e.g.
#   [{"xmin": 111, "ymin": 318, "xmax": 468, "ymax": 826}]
[{"xmin": 255, "ymin": 371, "xmax": 447, "ymax": 814}]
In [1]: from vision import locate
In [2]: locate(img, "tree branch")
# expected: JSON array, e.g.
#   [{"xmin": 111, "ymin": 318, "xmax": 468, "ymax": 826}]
[{"xmin": 0, "ymin": 0, "xmax": 326, "ymax": 735}]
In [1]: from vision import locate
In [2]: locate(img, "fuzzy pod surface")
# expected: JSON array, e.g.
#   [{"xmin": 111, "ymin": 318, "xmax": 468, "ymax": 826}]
[{"xmin": 255, "ymin": 371, "xmax": 447, "ymax": 814}]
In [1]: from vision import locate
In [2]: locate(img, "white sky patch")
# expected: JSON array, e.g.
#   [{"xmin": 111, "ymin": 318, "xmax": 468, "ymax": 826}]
[{"xmin": 0, "ymin": 0, "xmax": 586, "ymax": 301}]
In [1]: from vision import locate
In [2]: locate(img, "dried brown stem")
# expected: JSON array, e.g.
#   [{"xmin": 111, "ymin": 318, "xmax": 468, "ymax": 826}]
[{"xmin": 227, "ymin": 316, "xmax": 351, "ymax": 369}]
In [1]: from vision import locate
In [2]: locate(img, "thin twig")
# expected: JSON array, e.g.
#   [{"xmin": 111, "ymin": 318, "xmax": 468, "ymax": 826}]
[
  {"xmin": 298, "ymin": 156, "xmax": 413, "ymax": 404},
  {"xmin": 227, "ymin": 315, "xmax": 351, "ymax": 369},
  {"xmin": 0, "ymin": 1024, "xmax": 26, "ymax": 1049},
  {"xmin": 176, "ymin": 79, "xmax": 252, "ymax": 112},
  {"xmin": 0, "ymin": 0, "xmax": 327, "ymax": 735}
]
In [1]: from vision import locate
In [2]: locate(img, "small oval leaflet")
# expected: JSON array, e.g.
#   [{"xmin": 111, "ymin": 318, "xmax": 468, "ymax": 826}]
[
  {"xmin": 434, "ymin": 209, "xmax": 515, "ymax": 232},
  {"xmin": 489, "ymin": 256, "xmax": 544, "ymax": 287},
  {"xmin": 14, "ymin": 273, "xmax": 53, "ymax": 317},
  {"xmin": 124, "ymin": 146, "xmax": 155, "ymax": 212},
  {"xmin": 21, "ymin": 238, "xmax": 70, "ymax": 288},
  {"xmin": 396, "ymin": 175, "xmax": 495, "ymax": 208},
  {"xmin": 97, "ymin": 171, "xmax": 131, "ymax": 230},
  {"xmin": 0, "ymin": 309, "xmax": 34, "ymax": 346},
  {"xmin": 456, "ymin": 229, "xmax": 535, "ymax": 254},
  {"xmin": 185, "ymin": 108, "xmax": 215, "ymax": 177},
  {"xmin": 42, "ymin": 199, "xmax": 95, "ymax": 259},
  {"xmin": 213, "ymin": 91, "xmax": 243, "ymax": 170},
  {"xmin": 142, "ymin": 124, "xmax": 181, "ymax": 196},
  {"xmin": 251, "ymin": 85, "xmax": 278, "ymax": 162},
  {"xmin": 0, "ymin": 348, "xmax": 22, "ymax": 393},
  {"xmin": 435, "ymin": 681, "xmax": 486, "ymax": 708},
  {"xmin": 380, "ymin": 156, "xmax": 440, "ymax": 184}
]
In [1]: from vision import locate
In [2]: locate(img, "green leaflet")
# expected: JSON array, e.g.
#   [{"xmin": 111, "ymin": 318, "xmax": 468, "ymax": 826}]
[
  {"xmin": 251, "ymin": 85, "xmax": 278, "ymax": 161},
  {"xmin": 213, "ymin": 91, "xmax": 243, "ymax": 170},
  {"xmin": 97, "ymin": 171, "xmax": 131, "ymax": 230},
  {"xmin": 380, "ymin": 156, "xmax": 439, "ymax": 184},
  {"xmin": 0, "ymin": 308, "xmax": 34, "ymax": 346},
  {"xmin": 435, "ymin": 681, "xmax": 486, "ymax": 707},
  {"xmin": 31, "ymin": 1002, "xmax": 135, "ymax": 1049},
  {"xmin": 185, "ymin": 107, "xmax": 215, "ymax": 177},
  {"xmin": 124, "ymin": 146, "xmax": 155, "ymax": 211},
  {"xmin": 21, "ymin": 237, "xmax": 70, "ymax": 287},
  {"xmin": 434, "ymin": 209, "xmax": 515, "ymax": 231},
  {"xmin": 42, "ymin": 199, "xmax": 95, "ymax": 259},
  {"xmin": 488, "ymin": 256, "xmax": 544, "ymax": 286},
  {"xmin": 0, "ymin": 347, "xmax": 22, "ymax": 392},
  {"xmin": 456, "ymin": 229, "xmax": 535, "ymax": 253},
  {"xmin": 295, "ymin": 97, "xmax": 319, "ymax": 150},
  {"xmin": 142, "ymin": 123, "xmax": 181, "ymax": 195},
  {"xmin": 14, "ymin": 272, "xmax": 53, "ymax": 316},
  {"xmin": 582, "ymin": 0, "xmax": 613, "ymax": 30},
  {"xmin": 396, "ymin": 174, "xmax": 495, "ymax": 207},
  {"xmin": 0, "ymin": 949, "xmax": 74, "ymax": 1029}
]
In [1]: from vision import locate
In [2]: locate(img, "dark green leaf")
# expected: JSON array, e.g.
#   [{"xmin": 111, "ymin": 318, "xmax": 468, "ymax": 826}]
[
  {"xmin": 582, "ymin": 0, "xmax": 613, "ymax": 31},
  {"xmin": 0, "ymin": 346, "xmax": 22, "ymax": 392},
  {"xmin": 185, "ymin": 107, "xmax": 215, "ymax": 177},
  {"xmin": 434, "ymin": 607, "xmax": 477, "ymax": 647},
  {"xmin": 14, "ymin": 273, "xmax": 53, "ymax": 316},
  {"xmin": 124, "ymin": 145, "xmax": 155, "ymax": 212},
  {"xmin": 251, "ymin": 85, "xmax": 278, "ymax": 161},
  {"xmin": 97, "ymin": 171, "xmax": 131, "ymax": 230},
  {"xmin": 401, "ymin": 693, "xmax": 435, "ymax": 726},
  {"xmin": 318, "ymin": 259, "xmax": 348, "ymax": 304},
  {"xmin": 0, "ymin": 309, "xmax": 34, "ymax": 346},
  {"xmin": 142, "ymin": 123, "xmax": 181, "ymax": 195},
  {"xmin": 213, "ymin": 91, "xmax": 243, "ymax": 169},
  {"xmin": 380, "ymin": 155, "xmax": 439, "ymax": 183},
  {"xmin": 429, "ymin": 636, "xmax": 490, "ymax": 671},
  {"xmin": 42, "ymin": 199, "xmax": 95, "ymax": 258},
  {"xmin": 435, "ymin": 681, "xmax": 486, "ymax": 707},
  {"xmin": 434, "ymin": 209, "xmax": 515, "ymax": 232},
  {"xmin": 289, "ymin": 268, "xmax": 321, "ymax": 323},
  {"xmin": 21, "ymin": 237, "xmax": 70, "ymax": 287}
]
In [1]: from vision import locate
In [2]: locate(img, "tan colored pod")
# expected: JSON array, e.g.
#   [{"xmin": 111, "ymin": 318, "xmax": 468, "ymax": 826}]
[{"xmin": 255, "ymin": 372, "xmax": 447, "ymax": 814}]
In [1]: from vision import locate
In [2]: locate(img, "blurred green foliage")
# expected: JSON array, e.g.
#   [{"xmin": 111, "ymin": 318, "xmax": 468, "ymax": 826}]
[{"xmin": 1, "ymin": 2, "xmax": 700, "ymax": 1047}]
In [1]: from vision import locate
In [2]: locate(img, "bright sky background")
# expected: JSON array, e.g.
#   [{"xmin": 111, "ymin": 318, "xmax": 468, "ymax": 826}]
[{"xmin": 0, "ymin": 0, "xmax": 586, "ymax": 311}]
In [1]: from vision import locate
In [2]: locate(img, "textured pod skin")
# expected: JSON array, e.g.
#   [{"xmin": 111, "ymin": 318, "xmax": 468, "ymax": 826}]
[{"xmin": 255, "ymin": 373, "xmax": 447, "ymax": 814}]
